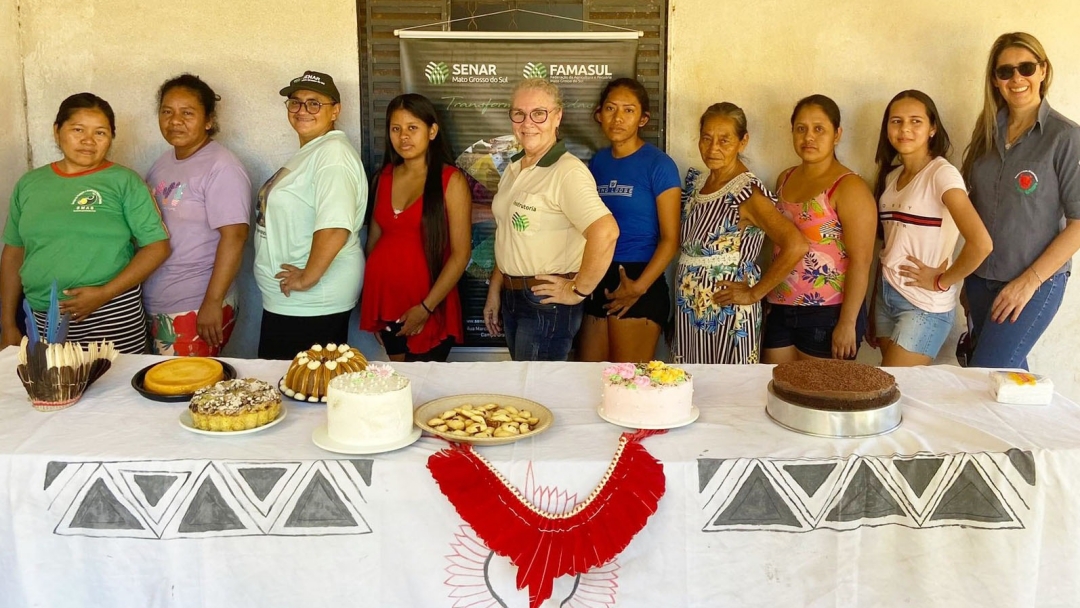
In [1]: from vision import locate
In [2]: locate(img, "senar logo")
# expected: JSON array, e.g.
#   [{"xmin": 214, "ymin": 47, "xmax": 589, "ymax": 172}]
[
  {"xmin": 425, "ymin": 61, "xmax": 450, "ymax": 85},
  {"xmin": 522, "ymin": 62, "xmax": 548, "ymax": 79},
  {"xmin": 71, "ymin": 189, "xmax": 102, "ymax": 213},
  {"xmin": 511, "ymin": 212, "xmax": 530, "ymax": 232}
]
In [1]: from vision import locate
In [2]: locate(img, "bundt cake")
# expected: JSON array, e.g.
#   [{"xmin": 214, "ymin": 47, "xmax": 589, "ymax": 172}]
[{"xmin": 279, "ymin": 343, "xmax": 368, "ymax": 402}]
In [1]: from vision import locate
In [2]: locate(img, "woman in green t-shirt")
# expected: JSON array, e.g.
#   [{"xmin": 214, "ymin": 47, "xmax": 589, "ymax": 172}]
[{"xmin": 1, "ymin": 93, "xmax": 171, "ymax": 354}]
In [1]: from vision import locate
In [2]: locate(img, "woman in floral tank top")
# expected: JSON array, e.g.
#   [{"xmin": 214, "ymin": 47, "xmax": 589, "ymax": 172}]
[{"xmin": 762, "ymin": 95, "xmax": 878, "ymax": 362}]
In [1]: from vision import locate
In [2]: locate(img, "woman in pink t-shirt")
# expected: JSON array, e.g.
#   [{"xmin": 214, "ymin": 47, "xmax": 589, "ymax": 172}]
[
  {"xmin": 144, "ymin": 74, "xmax": 252, "ymax": 356},
  {"xmin": 870, "ymin": 90, "xmax": 992, "ymax": 366}
]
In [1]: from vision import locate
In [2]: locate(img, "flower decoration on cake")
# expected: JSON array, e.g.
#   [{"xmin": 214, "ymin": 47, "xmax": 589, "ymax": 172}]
[
  {"xmin": 329, "ymin": 362, "xmax": 409, "ymax": 394},
  {"xmin": 602, "ymin": 361, "xmax": 690, "ymax": 389},
  {"xmin": 15, "ymin": 282, "xmax": 117, "ymax": 411}
]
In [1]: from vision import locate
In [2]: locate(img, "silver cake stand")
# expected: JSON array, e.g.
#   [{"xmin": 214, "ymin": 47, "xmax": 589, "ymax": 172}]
[{"xmin": 765, "ymin": 381, "xmax": 902, "ymax": 438}]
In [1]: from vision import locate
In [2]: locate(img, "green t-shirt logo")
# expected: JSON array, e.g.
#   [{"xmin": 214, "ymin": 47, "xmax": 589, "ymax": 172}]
[
  {"xmin": 71, "ymin": 189, "xmax": 102, "ymax": 213},
  {"xmin": 511, "ymin": 211, "xmax": 530, "ymax": 232}
]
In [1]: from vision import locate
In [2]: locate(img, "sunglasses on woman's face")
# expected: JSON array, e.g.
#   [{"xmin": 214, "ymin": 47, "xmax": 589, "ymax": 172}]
[{"xmin": 994, "ymin": 61, "xmax": 1041, "ymax": 81}]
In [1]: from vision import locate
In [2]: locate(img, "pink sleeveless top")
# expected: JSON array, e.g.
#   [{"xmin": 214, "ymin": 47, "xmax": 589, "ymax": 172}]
[{"xmin": 767, "ymin": 170, "xmax": 856, "ymax": 306}]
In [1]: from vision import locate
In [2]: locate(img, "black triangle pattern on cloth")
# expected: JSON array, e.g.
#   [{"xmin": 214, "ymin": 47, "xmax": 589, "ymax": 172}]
[
  {"xmin": 712, "ymin": 464, "xmax": 800, "ymax": 527},
  {"xmin": 697, "ymin": 458, "xmax": 724, "ymax": 493},
  {"xmin": 44, "ymin": 461, "xmax": 69, "ymax": 491},
  {"xmin": 179, "ymin": 478, "xmax": 245, "ymax": 533},
  {"xmin": 349, "ymin": 459, "xmax": 374, "ymax": 486},
  {"xmin": 1005, "ymin": 448, "xmax": 1036, "ymax": 486},
  {"xmin": 826, "ymin": 461, "xmax": 905, "ymax": 522},
  {"xmin": 133, "ymin": 474, "xmax": 178, "ymax": 508},
  {"xmin": 930, "ymin": 461, "xmax": 1013, "ymax": 523},
  {"xmin": 285, "ymin": 470, "xmax": 358, "ymax": 528},
  {"xmin": 894, "ymin": 457, "xmax": 945, "ymax": 498},
  {"xmin": 238, "ymin": 467, "xmax": 287, "ymax": 502},
  {"xmin": 782, "ymin": 463, "xmax": 837, "ymax": 497},
  {"xmin": 71, "ymin": 478, "xmax": 144, "ymax": 530}
]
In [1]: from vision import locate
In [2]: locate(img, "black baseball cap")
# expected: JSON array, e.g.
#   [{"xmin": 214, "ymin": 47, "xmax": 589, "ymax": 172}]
[{"xmin": 279, "ymin": 71, "xmax": 340, "ymax": 102}]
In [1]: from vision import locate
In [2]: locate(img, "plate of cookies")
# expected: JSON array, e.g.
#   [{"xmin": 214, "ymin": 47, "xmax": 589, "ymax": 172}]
[
  {"xmin": 414, "ymin": 394, "xmax": 554, "ymax": 445},
  {"xmin": 132, "ymin": 358, "xmax": 238, "ymax": 402}
]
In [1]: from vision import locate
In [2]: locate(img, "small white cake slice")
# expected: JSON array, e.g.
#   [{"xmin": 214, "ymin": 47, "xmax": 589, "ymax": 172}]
[
  {"xmin": 326, "ymin": 364, "xmax": 413, "ymax": 446},
  {"xmin": 990, "ymin": 371, "xmax": 1054, "ymax": 405}
]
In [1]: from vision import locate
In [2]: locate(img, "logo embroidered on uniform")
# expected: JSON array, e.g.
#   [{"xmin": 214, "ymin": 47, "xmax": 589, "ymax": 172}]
[
  {"xmin": 71, "ymin": 189, "xmax": 102, "ymax": 212},
  {"xmin": 511, "ymin": 212, "xmax": 530, "ymax": 232},
  {"xmin": 1015, "ymin": 170, "xmax": 1039, "ymax": 195}
]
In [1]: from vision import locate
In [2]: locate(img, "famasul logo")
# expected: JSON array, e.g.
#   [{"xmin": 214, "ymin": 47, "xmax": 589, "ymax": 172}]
[
  {"xmin": 71, "ymin": 189, "xmax": 102, "ymax": 213},
  {"xmin": 522, "ymin": 62, "xmax": 548, "ymax": 79},
  {"xmin": 425, "ymin": 61, "xmax": 450, "ymax": 85},
  {"xmin": 511, "ymin": 212, "xmax": 530, "ymax": 232}
]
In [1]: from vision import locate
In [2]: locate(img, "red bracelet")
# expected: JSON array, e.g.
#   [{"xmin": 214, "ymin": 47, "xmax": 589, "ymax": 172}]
[{"xmin": 934, "ymin": 274, "xmax": 946, "ymax": 292}]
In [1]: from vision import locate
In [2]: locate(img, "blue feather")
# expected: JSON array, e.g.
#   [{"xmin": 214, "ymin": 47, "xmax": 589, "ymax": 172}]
[
  {"xmin": 46, "ymin": 280, "xmax": 60, "ymax": 343},
  {"xmin": 22, "ymin": 298, "xmax": 39, "ymax": 347}
]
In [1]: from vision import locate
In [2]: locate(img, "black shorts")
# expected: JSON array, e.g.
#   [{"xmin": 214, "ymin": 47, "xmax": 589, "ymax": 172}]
[
  {"xmin": 380, "ymin": 322, "xmax": 455, "ymax": 362},
  {"xmin": 582, "ymin": 261, "xmax": 670, "ymax": 326},
  {"xmin": 762, "ymin": 303, "xmax": 867, "ymax": 359}
]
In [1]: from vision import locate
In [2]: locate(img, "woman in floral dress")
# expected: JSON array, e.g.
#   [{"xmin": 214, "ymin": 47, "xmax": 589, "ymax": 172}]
[{"xmin": 674, "ymin": 103, "xmax": 807, "ymax": 364}]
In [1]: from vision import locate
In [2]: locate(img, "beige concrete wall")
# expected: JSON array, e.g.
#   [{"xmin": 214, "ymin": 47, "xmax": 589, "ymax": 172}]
[
  {"xmin": 13, "ymin": 0, "xmax": 365, "ymax": 357},
  {"xmin": 669, "ymin": 0, "xmax": 1080, "ymax": 396},
  {"xmin": 0, "ymin": 1, "xmax": 29, "ymax": 212}
]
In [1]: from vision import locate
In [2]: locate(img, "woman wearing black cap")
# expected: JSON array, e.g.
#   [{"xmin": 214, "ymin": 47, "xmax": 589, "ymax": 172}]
[{"xmin": 253, "ymin": 70, "xmax": 367, "ymax": 359}]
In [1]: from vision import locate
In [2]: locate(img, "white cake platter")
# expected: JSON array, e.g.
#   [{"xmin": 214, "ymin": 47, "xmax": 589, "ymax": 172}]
[
  {"xmin": 312, "ymin": 424, "xmax": 422, "ymax": 455},
  {"xmin": 597, "ymin": 405, "xmax": 700, "ymax": 430},
  {"xmin": 414, "ymin": 394, "xmax": 553, "ymax": 446},
  {"xmin": 765, "ymin": 381, "xmax": 902, "ymax": 438},
  {"xmin": 178, "ymin": 405, "xmax": 287, "ymax": 436}
]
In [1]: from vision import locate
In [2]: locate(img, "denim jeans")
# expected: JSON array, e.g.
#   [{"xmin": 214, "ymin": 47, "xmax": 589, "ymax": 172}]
[
  {"xmin": 964, "ymin": 272, "xmax": 1067, "ymax": 370},
  {"xmin": 501, "ymin": 287, "xmax": 584, "ymax": 361}
]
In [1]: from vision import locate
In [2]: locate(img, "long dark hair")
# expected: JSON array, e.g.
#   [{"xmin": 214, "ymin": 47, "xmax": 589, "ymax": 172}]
[
  {"xmin": 377, "ymin": 93, "xmax": 456, "ymax": 289},
  {"xmin": 873, "ymin": 90, "xmax": 952, "ymax": 198}
]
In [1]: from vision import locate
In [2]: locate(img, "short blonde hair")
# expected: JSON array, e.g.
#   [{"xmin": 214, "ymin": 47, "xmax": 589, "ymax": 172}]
[{"xmin": 511, "ymin": 78, "xmax": 564, "ymax": 110}]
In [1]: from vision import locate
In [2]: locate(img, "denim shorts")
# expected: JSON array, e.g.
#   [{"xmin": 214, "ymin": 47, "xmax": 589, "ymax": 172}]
[
  {"xmin": 874, "ymin": 277, "xmax": 955, "ymax": 359},
  {"xmin": 762, "ymin": 303, "xmax": 867, "ymax": 359}
]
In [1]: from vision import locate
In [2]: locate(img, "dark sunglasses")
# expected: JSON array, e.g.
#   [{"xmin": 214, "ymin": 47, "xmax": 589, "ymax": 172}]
[{"xmin": 994, "ymin": 61, "xmax": 1042, "ymax": 81}]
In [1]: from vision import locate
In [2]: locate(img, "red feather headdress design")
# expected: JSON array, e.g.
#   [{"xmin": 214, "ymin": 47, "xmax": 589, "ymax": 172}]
[{"xmin": 427, "ymin": 430, "xmax": 666, "ymax": 608}]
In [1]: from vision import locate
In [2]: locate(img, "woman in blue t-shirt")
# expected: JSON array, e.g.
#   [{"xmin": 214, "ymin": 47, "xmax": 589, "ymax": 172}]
[{"xmin": 578, "ymin": 78, "xmax": 681, "ymax": 362}]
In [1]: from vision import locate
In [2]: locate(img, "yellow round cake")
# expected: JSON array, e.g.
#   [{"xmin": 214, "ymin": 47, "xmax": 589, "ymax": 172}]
[
  {"xmin": 144, "ymin": 357, "xmax": 225, "ymax": 395},
  {"xmin": 189, "ymin": 378, "xmax": 282, "ymax": 432}
]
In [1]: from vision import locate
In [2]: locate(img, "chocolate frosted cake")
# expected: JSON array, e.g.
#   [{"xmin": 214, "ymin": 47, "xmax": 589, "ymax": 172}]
[{"xmin": 772, "ymin": 360, "xmax": 898, "ymax": 411}]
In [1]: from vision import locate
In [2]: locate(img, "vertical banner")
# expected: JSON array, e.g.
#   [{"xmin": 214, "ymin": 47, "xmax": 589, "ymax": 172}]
[{"xmin": 400, "ymin": 38, "xmax": 638, "ymax": 347}]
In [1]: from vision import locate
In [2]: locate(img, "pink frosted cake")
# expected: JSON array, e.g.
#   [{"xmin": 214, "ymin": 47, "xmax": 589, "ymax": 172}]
[{"xmin": 598, "ymin": 361, "xmax": 694, "ymax": 427}]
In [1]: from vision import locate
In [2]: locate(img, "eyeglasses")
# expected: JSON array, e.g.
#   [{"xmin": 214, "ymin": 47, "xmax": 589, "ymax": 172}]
[
  {"xmin": 994, "ymin": 61, "xmax": 1042, "ymax": 81},
  {"xmin": 285, "ymin": 99, "xmax": 338, "ymax": 114},
  {"xmin": 509, "ymin": 108, "xmax": 551, "ymax": 124}
]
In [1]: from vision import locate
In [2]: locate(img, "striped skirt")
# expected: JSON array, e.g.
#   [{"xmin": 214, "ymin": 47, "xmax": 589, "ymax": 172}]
[{"xmin": 33, "ymin": 284, "xmax": 148, "ymax": 354}]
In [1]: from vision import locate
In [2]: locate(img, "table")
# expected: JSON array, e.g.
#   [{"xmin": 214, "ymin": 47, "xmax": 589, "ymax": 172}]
[{"xmin": 1, "ymin": 349, "xmax": 1079, "ymax": 607}]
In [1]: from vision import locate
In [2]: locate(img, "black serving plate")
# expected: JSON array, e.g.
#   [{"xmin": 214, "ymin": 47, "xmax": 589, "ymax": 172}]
[{"xmin": 131, "ymin": 359, "xmax": 238, "ymax": 403}]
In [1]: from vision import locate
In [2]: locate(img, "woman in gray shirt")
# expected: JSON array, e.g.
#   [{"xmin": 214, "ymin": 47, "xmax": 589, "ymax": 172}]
[{"xmin": 961, "ymin": 32, "xmax": 1080, "ymax": 370}]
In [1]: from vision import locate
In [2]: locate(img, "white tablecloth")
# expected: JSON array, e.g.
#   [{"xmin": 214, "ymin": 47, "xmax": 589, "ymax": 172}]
[{"xmin": 1, "ymin": 349, "xmax": 1079, "ymax": 607}]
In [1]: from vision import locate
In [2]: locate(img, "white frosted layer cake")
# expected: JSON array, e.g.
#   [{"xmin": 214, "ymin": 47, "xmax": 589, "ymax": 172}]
[
  {"xmin": 991, "ymin": 371, "xmax": 1053, "ymax": 405},
  {"xmin": 326, "ymin": 364, "xmax": 413, "ymax": 446},
  {"xmin": 598, "ymin": 361, "xmax": 693, "ymax": 426}
]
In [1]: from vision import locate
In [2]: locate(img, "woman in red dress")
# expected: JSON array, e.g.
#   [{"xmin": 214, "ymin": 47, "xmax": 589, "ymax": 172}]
[{"xmin": 360, "ymin": 94, "xmax": 471, "ymax": 361}]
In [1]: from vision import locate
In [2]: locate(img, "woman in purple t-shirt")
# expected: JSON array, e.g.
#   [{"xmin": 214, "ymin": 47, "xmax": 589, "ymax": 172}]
[{"xmin": 144, "ymin": 74, "xmax": 252, "ymax": 356}]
